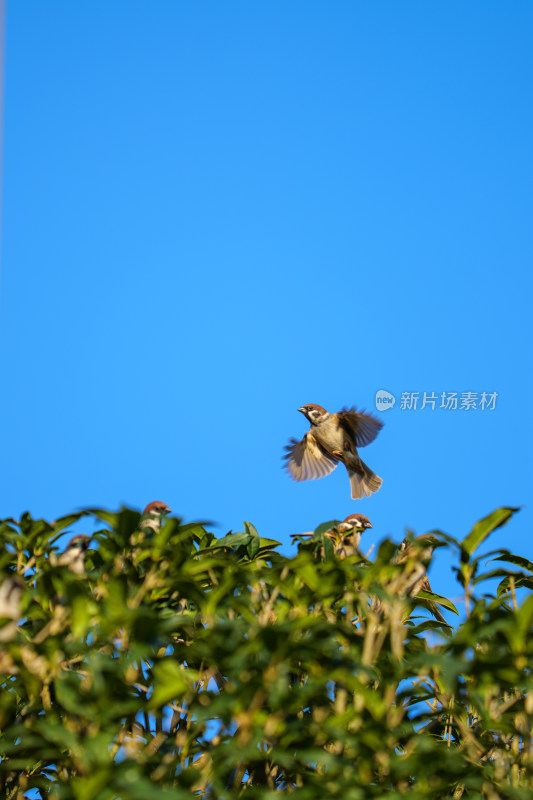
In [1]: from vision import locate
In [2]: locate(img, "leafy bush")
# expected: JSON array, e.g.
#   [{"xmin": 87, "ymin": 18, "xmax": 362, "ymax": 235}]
[{"xmin": 0, "ymin": 506, "xmax": 531, "ymax": 799}]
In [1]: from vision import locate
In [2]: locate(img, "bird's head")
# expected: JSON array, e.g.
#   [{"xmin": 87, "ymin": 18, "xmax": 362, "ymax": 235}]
[
  {"xmin": 338, "ymin": 513, "xmax": 373, "ymax": 534},
  {"xmin": 57, "ymin": 534, "xmax": 91, "ymax": 575},
  {"xmin": 140, "ymin": 501, "xmax": 172, "ymax": 533},
  {"xmin": 398, "ymin": 533, "xmax": 441, "ymax": 562},
  {"xmin": 298, "ymin": 404, "xmax": 329, "ymax": 425},
  {"xmin": 323, "ymin": 513, "xmax": 371, "ymax": 558},
  {"xmin": 65, "ymin": 534, "xmax": 91, "ymax": 554},
  {"xmin": 142, "ymin": 501, "xmax": 172, "ymax": 518}
]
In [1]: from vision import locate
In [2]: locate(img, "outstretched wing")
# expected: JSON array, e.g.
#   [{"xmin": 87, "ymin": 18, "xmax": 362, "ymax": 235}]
[
  {"xmin": 337, "ymin": 408, "xmax": 383, "ymax": 448},
  {"xmin": 284, "ymin": 432, "xmax": 339, "ymax": 482}
]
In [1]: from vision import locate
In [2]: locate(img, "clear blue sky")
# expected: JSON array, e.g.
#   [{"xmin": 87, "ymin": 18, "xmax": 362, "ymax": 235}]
[{"xmin": 1, "ymin": 2, "xmax": 531, "ymax": 601}]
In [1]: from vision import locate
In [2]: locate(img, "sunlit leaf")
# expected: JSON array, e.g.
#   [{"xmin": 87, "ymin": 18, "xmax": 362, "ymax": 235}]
[
  {"xmin": 462, "ymin": 507, "xmax": 521, "ymax": 557},
  {"xmin": 313, "ymin": 520, "xmax": 340, "ymax": 537},
  {"xmin": 209, "ymin": 531, "xmax": 251, "ymax": 549},
  {"xmin": 417, "ymin": 590, "xmax": 459, "ymax": 615},
  {"xmin": 244, "ymin": 521, "xmax": 260, "ymax": 559},
  {"xmin": 492, "ymin": 553, "xmax": 533, "ymax": 573}
]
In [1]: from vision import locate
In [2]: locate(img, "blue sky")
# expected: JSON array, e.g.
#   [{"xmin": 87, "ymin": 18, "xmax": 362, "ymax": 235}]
[{"xmin": 1, "ymin": 2, "xmax": 532, "ymax": 602}]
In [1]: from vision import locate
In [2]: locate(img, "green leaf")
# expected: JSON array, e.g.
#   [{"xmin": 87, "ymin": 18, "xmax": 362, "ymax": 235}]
[
  {"xmin": 71, "ymin": 772, "xmax": 113, "ymax": 800},
  {"xmin": 179, "ymin": 522, "xmax": 211, "ymax": 538},
  {"xmin": 417, "ymin": 589, "xmax": 459, "ymax": 615},
  {"xmin": 148, "ymin": 659, "xmax": 195, "ymax": 709},
  {"xmin": 410, "ymin": 619, "xmax": 453, "ymax": 634},
  {"xmin": 462, "ymin": 507, "xmax": 520, "ymax": 557},
  {"xmin": 473, "ymin": 568, "xmax": 525, "ymax": 586},
  {"xmin": 210, "ymin": 531, "xmax": 251, "ymax": 549},
  {"xmin": 492, "ymin": 553, "xmax": 533, "ymax": 573},
  {"xmin": 258, "ymin": 537, "xmax": 282, "ymax": 549},
  {"xmin": 497, "ymin": 574, "xmax": 533, "ymax": 597},
  {"xmin": 50, "ymin": 511, "xmax": 90, "ymax": 536},
  {"xmin": 244, "ymin": 521, "xmax": 260, "ymax": 559},
  {"xmin": 322, "ymin": 533, "xmax": 334, "ymax": 560},
  {"xmin": 71, "ymin": 594, "xmax": 91, "ymax": 638},
  {"xmin": 313, "ymin": 520, "xmax": 340, "ymax": 538}
]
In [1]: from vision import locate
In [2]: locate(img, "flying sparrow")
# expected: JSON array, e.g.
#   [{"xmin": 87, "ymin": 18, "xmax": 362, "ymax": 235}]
[
  {"xmin": 394, "ymin": 534, "xmax": 446, "ymax": 623},
  {"xmin": 284, "ymin": 404, "xmax": 383, "ymax": 499},
  {"xmin": 0, "ymin": 575, "xmax": 23, "ymax": 641},
  {"xmin": 57, "ymin": 534, "xmax": 91, "ymax": 576},
  {"xmin": 140, "ymin": 501, "xmax": 172, "ymax": 534}
]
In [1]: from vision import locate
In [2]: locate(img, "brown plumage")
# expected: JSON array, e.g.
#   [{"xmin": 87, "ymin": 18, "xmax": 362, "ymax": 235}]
[
  {"xmin": 284, "ymin": 404, "xmax": 383, "ymax": 499},
  {"xmin": 57, "ymin": 534, "xmax": 91, "ymax": 576},
  {"xmin": 324, "ymin": 514, "xmax": 373, "ymax": 558},
  {"xmin": 140, "ymin": 501, "xmax": 172, "ymax": 534},
  {"xmin": 143, "ymin": 501, "xmax": 172, "ymax": 516},
  {"xmin": 0, "ymin": 575, "xmax": 23, "ymax": 641},
  {"xmin": 292, "ymin": 513, "xmax": 373, "ymax": 559}
]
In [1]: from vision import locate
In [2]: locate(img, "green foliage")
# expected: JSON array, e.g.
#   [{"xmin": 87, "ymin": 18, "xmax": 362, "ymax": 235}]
[{"xmin": 0, "ymin": 506, "xmax": 531, "ymax": 798}]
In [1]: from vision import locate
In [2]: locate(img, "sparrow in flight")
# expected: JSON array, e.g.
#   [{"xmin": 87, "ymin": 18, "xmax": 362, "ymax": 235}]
[{"xmin": 284, "ymin": 404, "xmax": 383, "ymax": 499}]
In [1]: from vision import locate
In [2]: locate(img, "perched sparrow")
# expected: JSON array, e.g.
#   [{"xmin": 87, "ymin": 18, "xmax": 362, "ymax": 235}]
[
  {"xmin": 291, "ymin": 513, "xmax": 373, "ymax": 559},
  {"xmin": 284, "ymin": 404, "xmax": 383, "ymax": 499},
  {"xmin": 0, "ymin": 575, "xmax": 23, "ymax": 641},
  {"xmin": 394, "ymin": 534, "xmax": 445, "ymax": 623},
  {"xmin": 140, "ymin": 501, "xmax": 172, "ymax": 534},
  {"xmin": 325, "ymin": 514, "xmax": 373, "ymax": 558},
  {"xmin": 57, "ymin": 534, "xmax": 91, "ymax": 576}
]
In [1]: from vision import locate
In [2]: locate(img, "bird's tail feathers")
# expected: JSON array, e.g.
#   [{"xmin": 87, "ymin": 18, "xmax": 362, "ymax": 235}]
[{"xmin": 348, "ymin": 460, "xmax": 382, "ymax": 500}]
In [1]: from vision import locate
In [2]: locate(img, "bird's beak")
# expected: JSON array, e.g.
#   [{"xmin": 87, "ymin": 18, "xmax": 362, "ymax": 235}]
[
  {"xmin": 366, "ymin": 522, "xmax": 373, "ymax": 529},
  {"xmin": 297, "ymin": 407, "xmax": 306, "ymax": 415}
]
